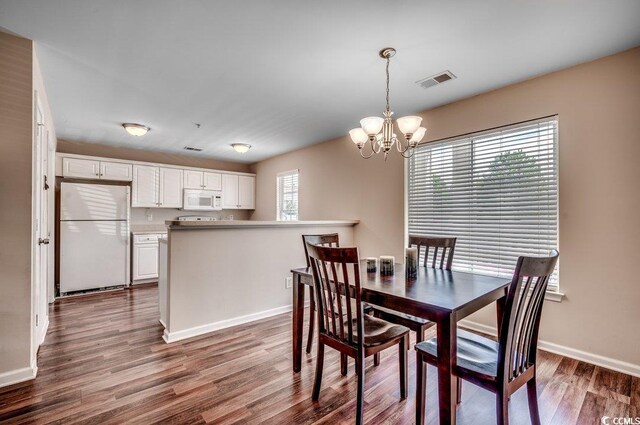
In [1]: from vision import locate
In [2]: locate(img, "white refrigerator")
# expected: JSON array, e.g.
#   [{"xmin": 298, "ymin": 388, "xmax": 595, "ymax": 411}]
[{"xmin": 60, "ymin": 182, "xmax": 130, "ymax": 293}]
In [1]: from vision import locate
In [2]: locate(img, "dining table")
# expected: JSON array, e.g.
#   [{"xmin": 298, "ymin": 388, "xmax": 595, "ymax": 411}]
[{"xmin": 291, "ymin": 261, "xmax": 511, "ymax": 425}]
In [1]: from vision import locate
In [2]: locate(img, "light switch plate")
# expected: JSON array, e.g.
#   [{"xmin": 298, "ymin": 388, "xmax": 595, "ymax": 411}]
[{"xmin": 285, "ymin": 277, "xmax": 293, "ymax": 289}]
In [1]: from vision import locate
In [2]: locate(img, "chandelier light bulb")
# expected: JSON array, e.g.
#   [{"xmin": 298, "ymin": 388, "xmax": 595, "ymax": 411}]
[
  {"xmin": 360, "ymin": 117, "xmax": 384, "ymax": 136},
  {"xmin": 349, "ymin": 128, "xmax": 368, "ymax": 145},
  {"xmin": 397, "ymin": 116, "xmax": 423, "ymax": 136}
]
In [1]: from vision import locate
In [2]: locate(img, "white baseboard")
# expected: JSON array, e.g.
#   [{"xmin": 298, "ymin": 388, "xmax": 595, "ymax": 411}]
[
  {"xmin": 459, "ymin": 319, "xmax": 640, "ymax": 378},
  {"xmin": 163, "ymin": 305, "xmax": 293, "ymax": 343},
  {"xmin": 0, "ymin": 365, "xmax": 37, "ymax": 389}
]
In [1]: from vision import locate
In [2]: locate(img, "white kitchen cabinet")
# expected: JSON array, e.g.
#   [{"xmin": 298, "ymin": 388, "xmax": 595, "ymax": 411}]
[
  {"xmin": 238, "ymin": 175, "xmax": 255, "ymax": 209},
  {"xmin": 222, "ymin": 174, "xmax": 239, "ymax": 209},
  {"xmin": 203, "ymin": 172, "xmax": 222, "ymax": 190},
  {"xmin": 132, "ymin": 233, "xmax": 163, "ymax": 282},
  {"xmin": 184, "ymin": 170, "xmax": 222, "ymax": 191},
  {"xmin": 132, "ymin": 165, "xmax": 159, "ymax": 207},
  {"xmin": 100, "ymin": 161, "xmax": 133, "ymax": 181},
  {"xmin": 159, "ymin": 167, "xmax": 183, "ymax": 208},
  {"xmin": 183, "ymin": 169, "xmax": 204, "ymax": 189},
  {"xmin": 62, "ymin": 157, "xmax": 100, "ymax": 179},
  {"xmin": 222, "ymin": 174, "xmax": 255, "ymax": 209}
]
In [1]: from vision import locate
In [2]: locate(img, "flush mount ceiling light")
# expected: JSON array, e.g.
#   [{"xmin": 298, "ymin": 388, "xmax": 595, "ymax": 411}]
[
  {"xmin": 122, "ymin": 123, "xmax": 150, "ymax": 136},
  {"xmin": 349, "ymin": 47, "xmax": 427, "ymax": 160},
  {"xmin": 231, "ymin": 143, "xmax": 251, "ymax": 154}
]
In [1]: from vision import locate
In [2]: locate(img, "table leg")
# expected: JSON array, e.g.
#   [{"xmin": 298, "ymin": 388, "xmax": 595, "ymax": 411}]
[
  {"xmin": 496, "ymin": 294, "xmax": 506, "ymax": 339},
  {"xmin": 436, "ymin": 313, "xmax": 457, "ymax": 425},
  {"xmin": 292, "ymin": 273, "xmax": 305, "ymax": 373}
]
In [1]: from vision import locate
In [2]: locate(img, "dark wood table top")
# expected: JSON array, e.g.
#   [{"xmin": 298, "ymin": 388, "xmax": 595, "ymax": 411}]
[{"xmin": 291, "ymin": 262, "xmax": 510, "ymax": 320}]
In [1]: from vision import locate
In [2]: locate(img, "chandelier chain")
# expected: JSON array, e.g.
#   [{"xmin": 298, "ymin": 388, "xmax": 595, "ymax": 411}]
[{"xmin": 385, "ymin": 56, "xmax": 390, "ymax": 113}]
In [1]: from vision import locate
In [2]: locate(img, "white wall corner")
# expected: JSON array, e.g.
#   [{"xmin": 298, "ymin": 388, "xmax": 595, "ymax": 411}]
[{"xmin": 459, "ymin": 319, "xmax": 640, "ymax": 378}]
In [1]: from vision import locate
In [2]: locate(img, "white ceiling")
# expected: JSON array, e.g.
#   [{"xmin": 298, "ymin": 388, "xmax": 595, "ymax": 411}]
[{"xmin": 1, "ymin": 1, "xmax": 639, "ymax": 163}]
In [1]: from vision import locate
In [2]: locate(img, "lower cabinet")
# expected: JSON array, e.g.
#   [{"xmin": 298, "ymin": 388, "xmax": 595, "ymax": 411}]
[{"xmin": 132, "ymin": 233, "xmax": 165, "ymax": 282}]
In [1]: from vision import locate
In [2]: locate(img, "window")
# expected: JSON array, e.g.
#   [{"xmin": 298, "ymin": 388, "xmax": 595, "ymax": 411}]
[
  {"xmin": 277, "ymin": 170, "xmax": 299, "ymax": 221},
  {"xmin": 408, "ymin": 117, "xmax": 559, "ymax": 289}
]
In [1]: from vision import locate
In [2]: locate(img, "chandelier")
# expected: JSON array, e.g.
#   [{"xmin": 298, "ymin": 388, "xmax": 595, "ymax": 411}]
[{"xmin": 349, "ymin": 47, "xmax": 426, "ymax": 160}]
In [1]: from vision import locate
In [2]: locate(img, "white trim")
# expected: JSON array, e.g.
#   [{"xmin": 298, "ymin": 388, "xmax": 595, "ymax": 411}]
[
  {"xmin": 38, "ymin": 317, "xmax": 49, "ymax": 346},
  {"xmin": 0, "ymin": 365, "xmax": 37, "ymax": 389},
  {"xmin": 163, "ymin": 305, "xmax": 292, "ymax": 343},
  {"xmin": 459, "ymin": 320, "xmax": 640, "ymax": 378}
]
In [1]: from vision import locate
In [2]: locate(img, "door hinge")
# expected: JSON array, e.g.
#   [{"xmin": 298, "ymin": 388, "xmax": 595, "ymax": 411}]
[
  {"xmin": 36, "ymin": 314, "xmax": 39, "ymax": 327},
  {"xmin": 44, "ymin": 175, "xmax": 49, "ymax": 190}
]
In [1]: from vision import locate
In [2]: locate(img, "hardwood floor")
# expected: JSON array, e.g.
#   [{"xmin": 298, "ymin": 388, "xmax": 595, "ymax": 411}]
[{"xmin": 0, "ymin": 285, "xmax": 637, "ymax": 424}]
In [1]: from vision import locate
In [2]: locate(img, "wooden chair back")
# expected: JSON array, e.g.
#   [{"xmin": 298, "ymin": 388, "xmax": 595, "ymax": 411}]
[
  {"xmin": 302, "ymin": 233, "xmax": 340, "ymax": 267},
  {"xmin": 498, "ymin": 250, "xmax": 559, "ymax": 384},
  {"xmin": 408, "ymin": 235, "xmax": 457, "ymax": 270},
  {"xmin": 305, "ymin": 243, "xmax": 363, "ymax": 351}
]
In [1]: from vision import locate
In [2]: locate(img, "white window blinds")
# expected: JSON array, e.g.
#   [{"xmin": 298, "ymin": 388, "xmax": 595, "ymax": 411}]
[
  {"xmin": 408, "ymin": 117, "xmax": 559, "ymax": 288},
  {"xmin": 277, "ymin": 170, "xmax": 299, "ymax": 221}
]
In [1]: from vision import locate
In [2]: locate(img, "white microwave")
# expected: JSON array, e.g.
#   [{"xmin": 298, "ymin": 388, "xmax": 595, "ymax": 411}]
[{"xmin": 183, "ymin": 189, "xmax": 223, "ymax": 211}]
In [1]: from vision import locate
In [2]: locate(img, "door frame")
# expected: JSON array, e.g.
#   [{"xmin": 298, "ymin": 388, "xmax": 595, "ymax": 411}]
[{"xmin": 31, "ymin": 93, "xmax": 50, "ymax": 366}]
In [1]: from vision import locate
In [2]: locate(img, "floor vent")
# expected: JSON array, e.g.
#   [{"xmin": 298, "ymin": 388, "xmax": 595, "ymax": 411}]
[
  {"xmin": 184, "ymin": 146, "xmax": 203, "ymax": 152},
  {"xmin": 416, "ymin": 70, "xmax": 456, "ymax": 89}
]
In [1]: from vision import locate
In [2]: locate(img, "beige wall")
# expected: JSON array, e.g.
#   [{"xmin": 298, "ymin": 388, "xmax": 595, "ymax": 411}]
[
  {"xmin": 0, "ymin": 32, "xmax": 34, "ymax": 376},
  {"xmin": 57, "ymin": 139, "xmax": 251, "ymax": 173},
  {"xmin": 251, "ymin": 47, "xmax": 640, "ymax": 367}
]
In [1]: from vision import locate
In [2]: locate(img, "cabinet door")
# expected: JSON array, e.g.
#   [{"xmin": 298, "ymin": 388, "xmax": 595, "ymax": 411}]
[
  {"xmin": 132, "ymin": 165, "xmax": 159, "ymax": 207},
  {"xmin": 203, "ymin": 172, "xmax": 222, "ymax": 191},
  {"xmin": 238, "ymin": 175, "xmax": 255, "ymax": 209},
  {"xmin": 100, "ymin": 161, "xmax": 133, "ymax": 181},
  {"xmin": 222, "ymin": 174, "xmax": 239, "ymax": 209},
  {"xmin": 183, "ymin": 170, "xmax": 204, "ymax": 189},
  {"xmin": 159, "ymin": 167, "xmax": 184, "ymax": 208},
  {"xmin": 62, "ymin": 157, "xmax": 100, "ymax": 179},
  {"xmin": 133, "ymin": 243, "xmax": 159, "ymax": 281}
]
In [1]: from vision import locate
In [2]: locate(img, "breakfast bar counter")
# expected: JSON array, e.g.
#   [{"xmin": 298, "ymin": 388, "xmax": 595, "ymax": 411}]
[{"xmin": 158, "ymin": 219, "xmax": 358, "ymax": 343}]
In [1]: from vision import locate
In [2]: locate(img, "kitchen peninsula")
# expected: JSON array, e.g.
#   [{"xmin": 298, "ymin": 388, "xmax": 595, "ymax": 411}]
[{"xmin": 158, "ymin": 220, "xmax": 358, "ymax": 342}]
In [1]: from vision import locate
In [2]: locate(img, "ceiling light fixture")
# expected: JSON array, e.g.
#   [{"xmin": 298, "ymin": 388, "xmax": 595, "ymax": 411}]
[
  {"xmin": 349, "ymin": 47, "xmax": 426, "ymax": 160},
  {"xmin": 231, "ymin": 143, "xmax": 251, "ymax": 154},
  {"xmin": 122, "ymin": 123, "xmax": 150, "ymax": 136}
]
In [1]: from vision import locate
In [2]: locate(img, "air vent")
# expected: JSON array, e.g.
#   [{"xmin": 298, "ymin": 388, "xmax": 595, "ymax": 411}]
[
  {"xmin": 416, "ymin": 70, "xmax": 456, "ymax": 89},
  {"xmin": 183, "ymin": 146, "xmax": 203, "ymax": 152}
]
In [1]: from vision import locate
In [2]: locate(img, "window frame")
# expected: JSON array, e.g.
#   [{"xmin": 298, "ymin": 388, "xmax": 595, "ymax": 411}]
[
  {"xmin": 276, "ymin": 169, "xmax": 299, "ymax": 221},
  {"xmin": 404, "ymin": 116, "xmax": 564, "ymax": 302}
]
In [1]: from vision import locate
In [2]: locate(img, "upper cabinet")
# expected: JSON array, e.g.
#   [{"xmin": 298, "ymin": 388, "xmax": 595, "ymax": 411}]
[
  {"xmin": 63, "ymin": 157, "xmax": 132, "ymax": 181},
  {"xmin": 133, "ymin": 166, "xmax": 183, "ymax": 208},
  {"xmin": 132, "ymin": 165, "xmax": 159, "ymax": 207},
  {"xmin": 183, "ymin": 170, "xmax": 222, "ymax": 190},
  {"xmin": 57, "ymin": 154, "xmax": 255, "ymax": 210},
  {"xmin": 100, "ymin": 161, "xmax": 133, "ymax": 181},
  {"xmin": 159, "ymin": 167, "xmax": 183, "ymax": 208},
  {"xmin": 222, "ymin": 174, "xmax": 255, "ymax": 209},
  {"xmin": 62, "ymin": 158, "xmax": 100, "ymax": 179}
]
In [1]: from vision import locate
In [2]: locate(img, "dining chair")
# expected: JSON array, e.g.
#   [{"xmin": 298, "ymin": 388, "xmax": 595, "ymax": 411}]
[
  {"xmin": 306, "ymin": 243, "xmax": 410, "ymax": 425},
  {"xmin": 415, "ymin": 250, "xmax": 559, "ymax": 425},
  {"xmin": 370, "ymin": 236, "xmax": 457, "ymax": 364},
  {"xmin": 302, "ymin": 233, "xmax": 340, "ymax": 355}
]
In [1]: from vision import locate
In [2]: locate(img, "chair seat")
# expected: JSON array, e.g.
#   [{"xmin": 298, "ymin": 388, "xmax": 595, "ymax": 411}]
[
  {"xmin": 369, "ymin": 305, "xmax": 432, "ymax": 327},
  {"xmin": 346, "ymin": 315, "xmax": 409, "ymax": 347},
  {"xmin": 415, "ymin": 329, "xmax": 499, "ymax": 379}
]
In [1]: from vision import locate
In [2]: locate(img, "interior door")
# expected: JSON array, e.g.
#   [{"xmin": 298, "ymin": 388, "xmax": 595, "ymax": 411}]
[{"xmin": 34, "ymin": 101, "xmax": 49, "ymax": 349}]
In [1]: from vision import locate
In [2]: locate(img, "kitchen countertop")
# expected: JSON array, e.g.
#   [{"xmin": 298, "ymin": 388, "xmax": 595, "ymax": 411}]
[
  {"xmin": 130, "ymin": 224, "xmax": 168, "ymax": 235},
  {"xmin": 166, "ymin": 220, "xmax": 359, "ymax": 230}
]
